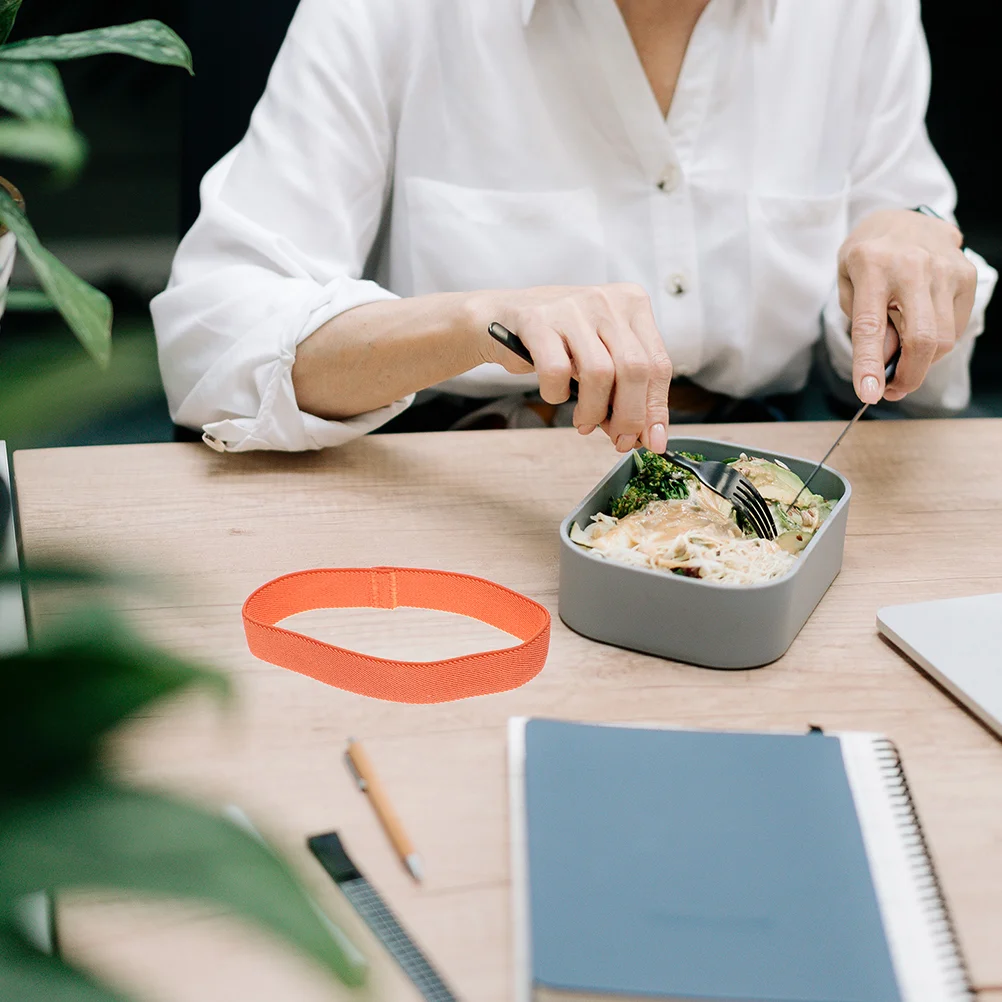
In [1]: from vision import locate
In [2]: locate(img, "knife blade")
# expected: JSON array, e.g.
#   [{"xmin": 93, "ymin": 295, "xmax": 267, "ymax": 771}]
[{"xmin": 786, "ymin": 348, "xmax": 901, "ymax": 513}]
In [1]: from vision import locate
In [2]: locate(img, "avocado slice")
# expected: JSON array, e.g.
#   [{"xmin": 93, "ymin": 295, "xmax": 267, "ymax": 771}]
[{"xmin": 730, "ymin": 456, "xmax": 811, "ymax": 507}]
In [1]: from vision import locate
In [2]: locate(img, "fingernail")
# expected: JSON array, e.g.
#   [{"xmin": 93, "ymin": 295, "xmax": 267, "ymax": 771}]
[
  {"xmin": 649, "ymin": 423, "xmax": 667, "ymax": 454},
  {"xmin": 616, "ymin": 435, "xmax": 636, "ymax": 452},
  {"xmin": 860, "ymin": 376, "xmax": 880, "ymax": 404},
  {"xmin": 578, "ymin": 424, "xmax": 596, "ymax": 436}
]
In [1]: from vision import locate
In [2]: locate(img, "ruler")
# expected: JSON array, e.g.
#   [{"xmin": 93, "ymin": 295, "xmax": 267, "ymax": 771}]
[{"xmin": 308, "ymin": 831, "xmax": 459, "ymax": 1002}]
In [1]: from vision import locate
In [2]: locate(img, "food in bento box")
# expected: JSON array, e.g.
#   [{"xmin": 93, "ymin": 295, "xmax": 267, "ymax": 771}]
[{"xmin": 569, "ymin": 452, "xmax": 835, "ymax": 585}]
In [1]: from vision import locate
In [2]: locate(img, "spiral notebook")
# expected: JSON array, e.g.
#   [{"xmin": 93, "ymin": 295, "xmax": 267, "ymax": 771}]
[{"xmin": 508, "ymin": 718, "xmax": 972, "ymax": 1002}]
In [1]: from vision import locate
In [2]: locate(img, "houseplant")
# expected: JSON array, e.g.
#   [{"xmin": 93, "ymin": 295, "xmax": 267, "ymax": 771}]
[
  {"xmin": 0, "ymin": 0, "xmax": 192, "ymax": 363},
  {"xmin": 1, "ymin": 4, "xmax": 368, "ymax": 998},
  {"xmin": 0, "ymin": 590, "xmax": 368, "ymax": 999}
]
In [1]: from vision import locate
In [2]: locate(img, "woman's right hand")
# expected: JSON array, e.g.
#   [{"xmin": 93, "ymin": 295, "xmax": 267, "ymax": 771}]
[{"xmin": 468, "ymin": 283, "xmax": 673, "ymax": 454}]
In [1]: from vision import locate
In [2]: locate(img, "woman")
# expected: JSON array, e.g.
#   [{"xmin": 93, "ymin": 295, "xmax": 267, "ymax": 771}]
[{"xmin": 153, "ymin": 0, "xmax": 996, "ymax": 453}]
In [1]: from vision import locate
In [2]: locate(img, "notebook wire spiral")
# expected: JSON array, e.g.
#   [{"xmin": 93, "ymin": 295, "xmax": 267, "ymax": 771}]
[{"xmin": 872, "ymin": 738, "xmax": 973, "ymax": 1002}]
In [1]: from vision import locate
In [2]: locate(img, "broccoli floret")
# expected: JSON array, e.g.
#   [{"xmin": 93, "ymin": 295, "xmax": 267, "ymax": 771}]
[
  {"xmin": 608, "ymin": 484, "xmax": 661, "ymax": 519},
  {"xmin": 636, "ymin": 451, "xmax": 705, "ymax": 499},
  {"xmin": 608, "ymin": 450, "xmax": 706, "ymax": 517},
  {"xmin": 635, "ymin": 453, "xmax": 680, "ymax": 496}
]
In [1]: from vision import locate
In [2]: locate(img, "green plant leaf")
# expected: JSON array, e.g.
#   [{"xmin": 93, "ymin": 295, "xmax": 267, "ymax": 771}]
[
  {"xmin": 0, "ymin": 781, "xmax": 367, "ymax": 987},
  {"xmin": 0, "ymin": 61, "xmax": 72, "ymax": 124},
  {"xmin": 0, "ymin": 186, "xmax": 111, "ymax": 367},
  {"xmin": 0, "ymin": 607, "xmax": 228, "ymax": 798},
  {"xmin": 0, "ymin": 0, "xmax": 22, "ymax": 46},
  {"xmin": 0, "ymin": 923, "xmax": 126, "ymax": 1002},
  {"xmin": 0, "ymin": 327, "xmax": 163, "ymax": 445},
  {"xmin": 0, "ymin": 119, "xmax": 86, "ymax": 178},
  {"xmin": 0, "ymin": 20, "xmax": 193, "ymax": 75}
]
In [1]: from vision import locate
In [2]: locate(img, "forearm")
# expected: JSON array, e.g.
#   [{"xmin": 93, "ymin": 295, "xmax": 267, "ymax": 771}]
[
  {"xmin": 292, "ymin": 292, "xmax": 486, "ymax": 420},
  {"xmin": 293, "ymin": 282, "xmax": 672, "ymax": 455}
]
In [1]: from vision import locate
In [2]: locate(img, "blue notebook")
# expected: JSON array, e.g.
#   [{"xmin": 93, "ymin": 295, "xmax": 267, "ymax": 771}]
[{"xmin": 508, "ymin": 718, "xmax": 970, "ymax": 1002}]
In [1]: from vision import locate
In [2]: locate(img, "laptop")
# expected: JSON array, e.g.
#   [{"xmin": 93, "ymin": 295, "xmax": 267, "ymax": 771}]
[{"xmin": 877, "ymin": 593, "xmax": 1002, "ymax": 740}]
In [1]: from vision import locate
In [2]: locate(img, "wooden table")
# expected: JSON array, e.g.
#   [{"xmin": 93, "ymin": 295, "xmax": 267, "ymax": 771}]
[{"xmin": 13, "ymin": 422, "xmax": 1002, "ymax": 1002}]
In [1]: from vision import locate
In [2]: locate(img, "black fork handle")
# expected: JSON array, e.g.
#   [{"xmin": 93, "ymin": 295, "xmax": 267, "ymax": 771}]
[
  {"xmin": 487, "ymin": 322, "xmax": 589, "ymax": 407},
  {"xmin": 661, "ymin": 450, "xmax": 697, "ymax": 474},
  {"xmin": 487, "ymin": 323, "xmax": 533, "ymax": 366}
]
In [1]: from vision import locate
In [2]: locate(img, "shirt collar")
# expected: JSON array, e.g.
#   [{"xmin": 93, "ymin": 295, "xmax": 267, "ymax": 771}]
[{"xmin": 521, "ymin": 0, "xmax": 778, "ymax": 27}]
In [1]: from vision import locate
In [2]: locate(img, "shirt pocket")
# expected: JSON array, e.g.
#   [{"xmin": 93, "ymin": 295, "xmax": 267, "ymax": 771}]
[
  {"xmin": 747, "ymin": 182, "xmax": 850, "ymax": 327},
  {"xmin": 404, "ymin": 176, "xmax": 608, "ymax": 295}
]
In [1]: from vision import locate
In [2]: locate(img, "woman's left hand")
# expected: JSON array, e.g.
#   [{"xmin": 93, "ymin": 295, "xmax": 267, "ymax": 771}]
[{"xmin": 838, "ymin": 209, "xmax": 977, "ymax": 404}]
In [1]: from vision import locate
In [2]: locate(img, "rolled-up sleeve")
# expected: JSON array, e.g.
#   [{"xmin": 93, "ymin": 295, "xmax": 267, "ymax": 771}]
[
  {"xmin": 821, "ymin": 0, "xmax": 998, "ymax": 415},
  {"xmin": 151, "ymin": 0, "xmax": 412, "ymax": 452}
]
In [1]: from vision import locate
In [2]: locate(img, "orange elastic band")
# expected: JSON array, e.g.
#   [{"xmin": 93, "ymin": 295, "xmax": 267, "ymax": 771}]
[{"xmin": 242, "ymin": 567, "xmax": 551, "ymax": 704}]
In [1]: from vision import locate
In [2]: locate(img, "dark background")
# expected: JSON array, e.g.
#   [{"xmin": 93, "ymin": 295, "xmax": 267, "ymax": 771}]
[{"xmin": 2, "ymin": 0, "xmax": 1000, "ymax": 445}]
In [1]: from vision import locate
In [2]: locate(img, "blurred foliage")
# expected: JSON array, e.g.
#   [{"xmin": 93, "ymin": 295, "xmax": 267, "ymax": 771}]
[
  {"xmin": 0, "ymin": 6, "xmax": 370, "ymax": 1000},
  {"xmin": 0, "ymin": 601, "xmax": 368, "ymax": 999},
  {"xmin": 0, "ymin": 319, "xmax": 164, "ymax": 449},
  {"xmin": 1, "ymin": 3, "xmax": 191, "ymax": 366}
]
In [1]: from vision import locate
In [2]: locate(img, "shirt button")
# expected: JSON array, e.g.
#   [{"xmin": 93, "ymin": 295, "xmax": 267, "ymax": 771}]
[
  {"xmin": 666, "ymin": 273, "xmax": 688, "ymax": 296},
  {"xmin": 656, "ymin": 164, "xmax": 681, "ymax": 192},
  {"xmin": 202, "ymin": 432, "xmax": 227, "ymax": 453}
]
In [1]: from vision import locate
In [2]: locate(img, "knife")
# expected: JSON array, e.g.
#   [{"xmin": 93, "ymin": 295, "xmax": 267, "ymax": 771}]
[{"xmin": 785, "ymin": 348, "xmax": 902, "ymax": 513}]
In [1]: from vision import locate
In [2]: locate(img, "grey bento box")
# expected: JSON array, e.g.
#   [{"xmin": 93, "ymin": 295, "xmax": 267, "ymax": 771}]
[{"xmin": 558, "ymin": 437, "xmax": 851, "ymax": 670}]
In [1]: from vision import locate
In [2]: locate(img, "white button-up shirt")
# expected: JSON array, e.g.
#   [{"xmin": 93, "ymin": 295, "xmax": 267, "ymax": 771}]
[{"xmin": 152, "ymin": 0, "xmax": 997, "ymax": 452}]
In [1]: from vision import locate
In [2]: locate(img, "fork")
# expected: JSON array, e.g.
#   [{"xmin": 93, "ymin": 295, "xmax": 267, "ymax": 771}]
[
  {"xmin": 487, "ymin": 323, "xmax": 778, "ymax": 540},
  {"xmin": 662, "ymin": 452, "xmax": 777, "ymax": 541}
]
